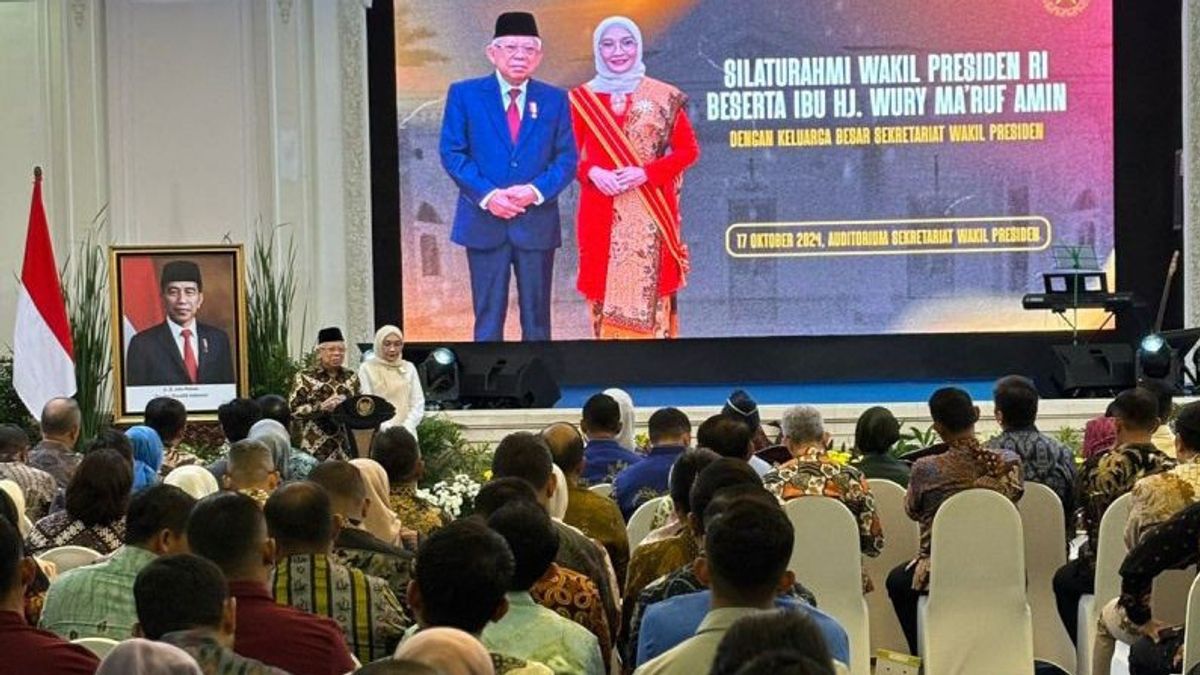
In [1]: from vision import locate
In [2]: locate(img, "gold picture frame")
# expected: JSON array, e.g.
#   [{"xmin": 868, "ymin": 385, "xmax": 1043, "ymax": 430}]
[{"xmin": 109, "ymin": 244, "xmax": 249, "ymax": 423}]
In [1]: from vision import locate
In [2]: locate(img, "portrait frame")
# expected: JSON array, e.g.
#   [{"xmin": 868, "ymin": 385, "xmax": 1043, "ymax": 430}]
[{"xmin": 109, "ymin": 244, "xmax": 250, "ymax": 423}]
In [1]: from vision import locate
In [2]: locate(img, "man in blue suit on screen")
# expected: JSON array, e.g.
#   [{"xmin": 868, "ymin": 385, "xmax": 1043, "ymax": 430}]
[{"xmin": 439, "ymin": 11, "xmax": 577, "ymax": 342}]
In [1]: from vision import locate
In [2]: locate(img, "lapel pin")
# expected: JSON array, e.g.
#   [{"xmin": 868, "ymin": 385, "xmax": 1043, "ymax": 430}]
[
  {"xmin": 202, "ymin": 338, "xmax": 209, "ymax": 355},
  {"xmin": 529, "ymin": 101, "xmax": 538, "ymax": 120}
]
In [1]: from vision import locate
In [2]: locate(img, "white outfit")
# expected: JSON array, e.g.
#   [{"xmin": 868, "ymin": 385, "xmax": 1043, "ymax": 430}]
[{"xmin": 358, "ymin": 358, "xmax": 425, "ymax": 438}]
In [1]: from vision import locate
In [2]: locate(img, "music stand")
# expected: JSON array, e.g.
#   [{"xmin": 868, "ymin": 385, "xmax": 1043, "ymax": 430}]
[{"xmin": 331, "ymin": 395, "xmax": 396, "ymax": 459}]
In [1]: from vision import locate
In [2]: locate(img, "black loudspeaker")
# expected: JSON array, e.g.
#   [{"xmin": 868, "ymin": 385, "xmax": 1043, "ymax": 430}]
[
  {"xmin": 1050, "ymin": 344, "xmax": 1136, "ymax": 397},
  {"xmin": 1175, "ymin": 149, "xmax": 1184, "ymax": 233},
  {"xmin": 458, "ymin": 354, "xmax": 561, "ymax": 409}
]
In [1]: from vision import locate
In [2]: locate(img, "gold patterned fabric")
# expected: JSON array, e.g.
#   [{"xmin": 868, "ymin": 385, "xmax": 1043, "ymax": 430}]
[
  {"xmin": 622, "ymin": 528, "xmax": 699, "ymax": 605},
  {"xmin": 389, "ymin": 483, "xmax": 451, "ymax": 539},
  {"xmin": 531, "ymin": 563, "xmax": 612, "ymax": 672},
  {"xmin": 1125, "ymin": 462, "xmax": 1200, "ymax": 547},
  {"xmin": 287, "ymin": 366, "xmax": 360, "ymax": 460},
  {"xmin": 563, "ymin": 483, "xmax": 630, "ymax": 585}
]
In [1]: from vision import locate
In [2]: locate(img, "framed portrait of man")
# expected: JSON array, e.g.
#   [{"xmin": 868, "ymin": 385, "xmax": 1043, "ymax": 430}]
[{"xmin": 109, "ymin": 245, "xmax": 249, "ymax": 421}]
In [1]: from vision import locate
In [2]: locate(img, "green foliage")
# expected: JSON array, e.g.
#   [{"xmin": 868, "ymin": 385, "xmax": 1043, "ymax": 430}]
[
  {"xmin": 247, "ymin": 226, "xmax": 306, "ymax": 398},
  {"xmin": 60, "ymin": 210, "xmax": 112, "ymax": 442},
  {"xmin": 0, "ymin": 352, "xmax": 39, "ymax": 440},
  {"xmin": 1055, "ymin": 426, "xmax": 1083, "ymax": 457},
  {"xmin": 417, "ymin": 415, "xmax": 492, "ymax": 487},
  {"xmin": 891, "ymin": 423, "xmax": 939, "ymax": 458}
]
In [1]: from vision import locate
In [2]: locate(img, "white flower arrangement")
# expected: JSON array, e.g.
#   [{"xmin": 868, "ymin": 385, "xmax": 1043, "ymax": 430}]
[{"xmin": 415, "ymin": 473, "xmax": 483, "ymax": 519}]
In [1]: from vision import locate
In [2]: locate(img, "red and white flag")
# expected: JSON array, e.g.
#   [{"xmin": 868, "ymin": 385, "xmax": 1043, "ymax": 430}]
[{"xmin": 13, "ymin": 168, "xmax": 75, "ymax": 419}]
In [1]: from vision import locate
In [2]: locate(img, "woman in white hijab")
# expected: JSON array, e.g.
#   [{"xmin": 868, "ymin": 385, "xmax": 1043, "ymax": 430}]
[
  {"xmin": 570, "ymin": 16, "xmax": 700, "ymax": 339},
  {"xmin": 97, "ymin": 639, "xmax": 203, "ymax": 675},
  {"xmin": 603, "ymin": 387, "xmax": 637, "ymax": 451},
  {"xmin": 358, "ymin": 325, "xmax": 425, "ymax": 438},
  {"xmin": 163, "ymin": 466, "xmax": 220, "ymax": 500}
]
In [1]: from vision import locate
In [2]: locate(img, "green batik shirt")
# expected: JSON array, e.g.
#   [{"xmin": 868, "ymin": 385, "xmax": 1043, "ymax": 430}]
[{"xmin": 39, "ymin": 545, "xmax": 157, "ymax": 641}]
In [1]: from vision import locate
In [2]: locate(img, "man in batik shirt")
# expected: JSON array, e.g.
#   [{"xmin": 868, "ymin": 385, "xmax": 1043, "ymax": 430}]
[
  {"xmin": 288, "ymin": 327, "xmax": 360, "ymax": 460},
  {"xmin": 0, "ymin": 425, "xmax": 55, "ymax": 521},
  {"xmin": 372, "ymin": 427, "xmax": 451, "ymax": 540}
]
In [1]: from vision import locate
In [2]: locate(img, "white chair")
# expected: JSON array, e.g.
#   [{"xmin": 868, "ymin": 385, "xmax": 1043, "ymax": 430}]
[
  {"xmin": 864, "ymin": 478, "xmax": 919, "ymax": 656},
  {"xmin": 1181, "ymin": 573, "xmax": 1200, "ymax": 673},
  {"xmin": 784, "ymin": 497, "xmax": 871, "ymax": 675},
  {"xmin": 72, "ymin": 637, "xmax": 119, "ymax": 658},
  {"xmin": 627, "ymin": 495, "xmax": 669, "ymax": 549},
  {"xmin": 37, "ymin": 545, "xmax": 104, "ymax": 572},
  {"xmin": 921, "ymin": 489, "xmax": 1033, "ymax": 675},
  {"xmin": 1152, "ymin": 566, "xmax": 1197, "ymax": 626},
  {"xmin": 1078, "ymin": 492, "xmax": 1133, "ymax": 675},
  {"xmin": 1018, "ymin": 482, "xmax": 1077, "ymax": 673},
  {"xmin": 589, "ymin": 483, "xmax": 613, "ymax": 499}
]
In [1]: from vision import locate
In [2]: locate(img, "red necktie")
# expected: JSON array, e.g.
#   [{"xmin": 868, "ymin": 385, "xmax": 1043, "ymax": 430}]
[
  {"xmin": 181, "ymin": 329, "xmax": 199, "ymax": 383},
  {"xmin": 506, "ymin": 88, "xmax": 521, "ymax": 142}
]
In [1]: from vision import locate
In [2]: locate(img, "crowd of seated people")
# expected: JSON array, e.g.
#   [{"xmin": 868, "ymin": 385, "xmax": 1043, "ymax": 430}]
[{"xmin": 3, "ymin": 369, "xmax": 1198, "ymax": 675}]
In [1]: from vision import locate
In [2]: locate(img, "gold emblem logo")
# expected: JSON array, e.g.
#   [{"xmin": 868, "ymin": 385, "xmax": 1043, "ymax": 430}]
[
  {"xmin": 1044, "ymin": 0, "xmax": 1089, "ymax": 17},
  {"xmin": 355, "ymin": 396, "xmax": 375, "ymax": 417}
]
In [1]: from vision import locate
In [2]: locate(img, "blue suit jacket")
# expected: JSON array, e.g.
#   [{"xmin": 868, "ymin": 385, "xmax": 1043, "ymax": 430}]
[{"xmin": 439, "ymin": 75, "xmax": 577, "ymax": 251}]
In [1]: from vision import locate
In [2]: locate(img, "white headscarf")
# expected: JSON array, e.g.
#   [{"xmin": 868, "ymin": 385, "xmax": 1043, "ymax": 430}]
[
  {"xmin": 97, "ymin": 639, "xmax": 203, "ymax": 675},
  {"xmin": 163, "ymin": 466, "xmax": 220, "ymax": 500},
  {"xmin": 587, "ymin": 16, "xmax": 646, "ymax": 95},
  {"xmin": 549, "ymin": 463, "xmax": 569, "ymax": 520},
  {"xmin": 604, "ymin": 388, "xmax": 637, "ymax": 451}
]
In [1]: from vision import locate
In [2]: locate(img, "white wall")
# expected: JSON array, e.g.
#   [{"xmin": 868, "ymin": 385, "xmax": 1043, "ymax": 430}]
[{"xmin": 0, "ymin": 0, "xmax": 376, "ymax": 359}]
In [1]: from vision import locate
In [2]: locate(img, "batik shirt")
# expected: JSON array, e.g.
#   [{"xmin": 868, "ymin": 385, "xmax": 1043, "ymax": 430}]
[
  {"xmin": 906, "ymin": 437, "xmax": 1025, "ymax": 589},
  {"xmin": 27, "ymin": 512, "xmax": 125, "ymax": 556},
  {"xmin": 333, "ymin": 526, "xmax": 415, "ymax": 614},
  {"xmin": 271, "ymin": 553, "xmax": 409, "ymax": 663},
  {"xmin": 563, "ymin": 481, "xmax": 630, "ymax": 585},
  {"xmin": 623, "ymin": 528, "xmax": 699, "ymax": 605},
  {"xmin": 0, "ymin": 462, "xmax": 56, "ymax": 520},
  {"xmin": 161, "ymin": 628, "xmax": 289, "ymax": 675},
  {"xmin": 554, "ymin": 520, "xmax": 619, "ymax": 642},
  {"xmin": 1124, "ymin": 461, "xmax": 1200, "ymax": 548},
  {"xmin": 1076, "ymin": 442, "xmax": 1173, "ymax": 572},
  {"xmin": 481, "ymin": 591, "xmax": 605, "ymax": 675},
  {"xmin": 531, "ymin": 563, "xmax": 611, "ymax": 672},
  {"xmin": 388, "ymin": 483, "xmax": 450, "ymax": 538},
  {"xmin": 39, "ymin": 545, "xmax": 156, "ymax": 641},
  {"xmin": 986, "ymin": 427, "xmax": 1077, "ymax": 514},
  {"xmin": 27, "ymin": 440, "xmax": 81, "ymax": 489},
  {"xmin": 764, "ymin": 447, "xmax": 886, "ymax": 558},
  {"xmin": 493, "ymin": 652, "xmax": 555, "ymax": 675},
  {"xmin": 288, "ymin": 366, "xmax": 360, "ymax": 460},
  {"xmin": 1116, "ymin": 500, "xmax": 1200, "ymax": 627}
]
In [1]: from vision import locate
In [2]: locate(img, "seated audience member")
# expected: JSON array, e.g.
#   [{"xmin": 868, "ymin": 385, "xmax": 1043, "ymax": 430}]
[
  {"xmin": 986, "ymin": 375, "xmax": 1076, "ymax": 516},
  {"xmin": 1053, "ymin": 387, "xmax": 1173, "ymax": 643},
  {"xmin": 475, "ymin": 479, "xmax": 611, "ymax": 668},
  {"xmin": 635, "ymin": 487, "xmax": 841, "ymax": 667},
  {"xmin": 604, "ymin": 388, "xmax": 638, "ymax": 452},
  {"xmin": 127, "ymin": 425, "xmax": 166, "ymax": 493},
  {"xmin": 0, "ymin": 490, "xmax": 51, "ymax": 627},
  {"xmin": 352, "ymin": 458, "xmax": 413, "ymax": 547},
  {"xmin": 0, "ymin": 516, "xmax": 99, "ymax": 674},
  {"xmin": 40, "ymin": 484, "xmax": 194, "ymax": 640},
  {"xmin": 729, "ymin": 651, "xmax": 832, "ymax": 675},
  {"xmin": 721, "ymin": 389, "xmax": 774, "ymax": 456},
  {"xmin": 484, "ymin": 501, "xmax": 605, "ymax": 675},
  {"xmin": 133, "ymin": 553, "xmax": 286, "ymax": 673},
  {"xmin": 887, "ymin": 387, "xmax": 1024, "ymax": 654},
  {"xmin": 849, "ymin": 406, "xmax": 910, "ymax": 487},
  {"xmin": 635, "ymin": 497, "xmax": 802, "ymax": 675},
  {"xmin": 580, "ymin": 393, "xmax": 642, "ymax": 486},
  {"xmin": 543, "ymin": 422, "xmax": 630, "ymax": 584},
  {"xmin": 357, "ymin": 661, "xmax": 440, "ymax": 675},
  {"xmin": 250, "ymin": 414, "xmax": 318, "ymax": 480},
  {"xmin": 28, "ymin": 397, "xmax": 82, "ymax": 489},
  {"xmin": 0, "ymin": 423, "xmax": 55, "ymax": 520},
  {"xmin": 405, "ymin": 518, "xmax": 552, "ymax": 675},
  {"xmin": 28, "ymin": 448, "xmax": 132, "ymax": 555},
  {"xmin": 612, "ymin": 408, "xmax": 692, "ymax": 519},
  {"xmin": 491, "ymin": 433, "xmax": 620, "ymax": 634},
  {"xmin": 165, "ymin": 465, "xmax": 220, "ymax": 500},
  {"xmin": 1083, "ymin": 413, "xmax": 1118, "ymax": 460},
  {"xmin": 188, "ymin": 492, "xmax": 356, "ymax": 675},
  {"xmin": 207, "ymin": 397, "xmax": 264, "ymax": 485},
  {"xmin": 222, "ymin": 439, "xmax": 280, "ymax": 506},
  {"xmin": 83, "ymin": 427, "xmax": 136, "ymax": 463},
  {"xmin": 309, "ymin": 460, "xmax": 414, "ymax": 600},
  {"xmin": 627, "ymin": 462, "xmax": 822, "ymax": 662},
  {"xmin": 764, "ymin": 406, "xmax": 884, "ymax": 561},
  {"xmin": 395, "ymin": 627, "xmax": 496, "ymax": 675},
  {"xmin": 96, "ymin": 638, "xmax": 204, "ymax": 674},
  {"xmin": 1144, "ymin": 380, "xmax": 1179, "ymax": 458},
  {"xmin": 265, "ymin": 481, "xmax": 409, "ymax": 662},
  {"xmin": 697, "ymin": 414, "xmax": 770, "ymax": 475},
  {"xmin": 373, "ymin": 426, "xmax": 451, "ymax": 539},
  {"xmin": 1125, "ymin": 401, "xmax": 1200, "ymax": 546},
  {"xmin": 711, "ymin": 610, "xmax": 838, "ymax": 675},
  {"xmin": 145, "ymin": 396, "xmax": 196, "ymax": 474}
]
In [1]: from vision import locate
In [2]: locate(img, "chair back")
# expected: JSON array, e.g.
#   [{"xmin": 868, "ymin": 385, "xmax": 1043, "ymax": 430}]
[
  {"xmin": 37, "ymin": 545, "xmax": 104, "ymax": 573},
  {"xmin": 72, "ymin": 637, "xmax": 120, "ymax": 658},
  {"xmin": 1182, "ymin": 573, "xmax": 1200, "ymax": 672},
  {"xmin": 1017, "ymin": 482, "xmax": 1076, "ymax": 673},
  {"xmin": 627, "ymin": 495, "xmax": 669, "ymax": 549},
  {"xmin": 924, "ymin": 489, "xmax": 1033, "ymax": 675},
  {"xmin": 864, "ymin": 478, "xmax": 919, "ymax": 655},
  {"xmin": 784, "ymin": 497, "xmax": 871, "ymax": 675},
  {"xmin": 589, "ymin": 483, "xmax": 613, "ymax": 499},
  {"xmin": 1152, "ymin": 566, "xmax": 1197, "ymax": 626},
  {"xmin": 1077, "ymin": 491, "xmax": 1133, "ymax": 675}
]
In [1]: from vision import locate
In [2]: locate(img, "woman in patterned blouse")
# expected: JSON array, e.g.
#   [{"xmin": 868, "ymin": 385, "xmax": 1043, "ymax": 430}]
[{"xmin": 27, "ymin": 449, "xmax": 130, "ymax": 556}]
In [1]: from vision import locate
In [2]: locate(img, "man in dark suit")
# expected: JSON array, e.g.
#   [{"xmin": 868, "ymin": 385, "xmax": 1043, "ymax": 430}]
[
  {"xmin": 439, "ymin": 11, "xmax": 577, "ymax": 342},
  {"xmin": 125, "ymin": 260, "xmax": 234, "ymax": 386}
]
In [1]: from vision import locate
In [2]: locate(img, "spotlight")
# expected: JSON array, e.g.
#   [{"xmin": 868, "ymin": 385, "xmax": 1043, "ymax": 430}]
[
  {"xmin": 1137, "ymin": 333, "xmax": 1172, "ymax": 380},
  {"xmin": 418, "ymin": 347, "xmax": 460, "ymax": 409}
]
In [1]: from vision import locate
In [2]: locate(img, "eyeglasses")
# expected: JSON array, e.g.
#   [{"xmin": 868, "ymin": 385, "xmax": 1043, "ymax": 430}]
[{"xmin": 495, "ymin": 42, "xmax": 540, "ymax": 57}]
